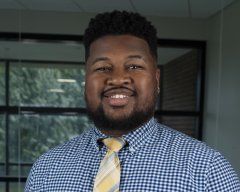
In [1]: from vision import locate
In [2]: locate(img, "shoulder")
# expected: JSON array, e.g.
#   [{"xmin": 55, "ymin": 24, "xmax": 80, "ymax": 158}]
[
  {"xmin": 154, "ymin": 122, "xmax": 216, "ymax": 157},
  {"xmin": 25, "ymin": 130, "xmax": 93, "ymax": 191},
  {"xmin": 154, "ymin": 122, "xmax": 240, "ymax": 190},
  {"xmin": 37, "ymin": 130, "xmax": 92, "ymax": 166}
]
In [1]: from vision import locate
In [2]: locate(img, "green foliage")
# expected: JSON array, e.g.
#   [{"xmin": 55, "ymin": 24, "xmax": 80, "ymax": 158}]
[
  {"xmin": 10, "ymin": 63, "xmax": 86, "ymax": 107},
  {"xmin": 0, "ymin": 115, "xmax": 5, "ymax": 163},
  {"xmin": 9, "ymin": 115, "xmax": 91, "ymax": 163},
  {"xmin": 0, "ymin": 63, "xmax": 5, "ymax": 105}
]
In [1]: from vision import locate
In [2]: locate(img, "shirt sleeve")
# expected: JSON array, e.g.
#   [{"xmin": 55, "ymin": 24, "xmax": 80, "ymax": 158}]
[
  {"xmin": 206, "ymin": 152, "xmax": 240, "ymax": 191},
  {"xmin": 24, "ymin": 161, "xmax": 37, "ymax": 192},
  {"xmin": 24, "ymin": 155, "xmax": 49, "ymax": 192}
]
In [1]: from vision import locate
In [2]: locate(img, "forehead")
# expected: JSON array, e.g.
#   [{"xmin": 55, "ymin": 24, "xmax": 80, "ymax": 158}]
[{"xmin": 88, "ymin": 35, "xmax": 153, "ymax": 58}]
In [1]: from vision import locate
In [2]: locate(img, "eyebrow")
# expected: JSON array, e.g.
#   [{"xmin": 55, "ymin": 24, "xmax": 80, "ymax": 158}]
[
  {"xmin": 90, "ymin": 55, "xmax": 144, "ymax": 65},
  {"xmin": 127, "ymin": 55, "xmax": 143, "ymax": 60},
  {"xmin": 90, "ymin": 57, "xmax": 110, "ymax": 65},
  {"xmin": 127, "ymin": 55, "xmax": 147, "ymax": 64}
]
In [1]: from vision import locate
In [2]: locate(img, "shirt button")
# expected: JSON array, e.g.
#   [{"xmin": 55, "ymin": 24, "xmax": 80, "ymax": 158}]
[{"xmin": 129, "ymin": 147, "xmax": 135, "ymax": 153}]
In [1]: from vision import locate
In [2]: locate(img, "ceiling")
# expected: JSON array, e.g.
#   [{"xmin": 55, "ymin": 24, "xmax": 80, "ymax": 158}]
[{"xmin": 0, "ymin": 0, "xmax": 236, "ymax": 18}]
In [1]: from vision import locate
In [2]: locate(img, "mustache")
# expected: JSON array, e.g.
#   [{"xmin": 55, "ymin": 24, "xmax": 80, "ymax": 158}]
[{"xmin": 102, "ymin": 86, "xmax": 137, "ymax": 96}]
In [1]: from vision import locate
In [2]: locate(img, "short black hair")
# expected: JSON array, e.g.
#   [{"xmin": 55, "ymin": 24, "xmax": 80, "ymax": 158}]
[{"xmin": 83, "ymin": 10, "xmax": 158, "ymax": 61}]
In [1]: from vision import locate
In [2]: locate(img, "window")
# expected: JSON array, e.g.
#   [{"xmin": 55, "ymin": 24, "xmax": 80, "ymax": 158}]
[
  {"xmin": 0, "ymin": 63, "xmax": 5, "ymax": 105},
  {"xmin": 0, "ymin": 34, "xmax": 93, "ymax": 192},
  {"xmin": 155, "ymin": 45, "xmax": 205, "ymax": 139},
  {"xmin": 0, "ymin": 33, "xmax": 205, "ymax": 192},
  {"xmin": 0, "ymin": 59, "xmax": 92, "ymax": 191}
]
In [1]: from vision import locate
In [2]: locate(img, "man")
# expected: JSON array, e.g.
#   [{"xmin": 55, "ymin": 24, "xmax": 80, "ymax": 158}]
[{"xmin": 25, "ymin": 10, "xmax": 240, "ymax": 191}]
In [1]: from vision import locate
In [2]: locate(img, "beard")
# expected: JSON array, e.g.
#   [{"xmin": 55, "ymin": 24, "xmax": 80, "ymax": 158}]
[{"xmin": 86, "ymin": 94, "xmax": 158, "ymax": 135}]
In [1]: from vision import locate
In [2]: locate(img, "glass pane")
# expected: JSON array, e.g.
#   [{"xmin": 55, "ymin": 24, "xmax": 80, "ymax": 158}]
[
  {"xmin": 9, "ymin": 165, "xmax": 31, "ymax": 177},
  {"xmin": 158, "ymin": 48, "xmax": 199, "ymax": 111},
  {"xmin": 10, "ymin": 62, "xmax": 86, "ymax": 107},
  {"xmin": 9, "ymin": 114, "xmax": 92, "ymax": 163},
  {"xmin": 0, "ymin": 40, "xmax": 84, "ymax": 62},
  {"xmin": 157, "ymin": 116, "xmax": 199, "ymax": 138},
  {"xmin": 0, "ymin": 115, "xmax": 5, "ymax": 163},
  {"xmin": 0, "ymin": 183, "xmax": 6, "ymax": 192},
  {"xmin": 0, "ymin": 63, "xmax": 5, "ymax": 105},
  {"xmin": 9, "ymin": 182, "xmax": 25, "ymax": 192},
  {"xmin": 0, "ymin": 165, "xmax": 5, "ymax": 176}
]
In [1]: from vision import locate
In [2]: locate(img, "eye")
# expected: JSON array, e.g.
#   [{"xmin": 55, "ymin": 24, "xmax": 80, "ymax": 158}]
[
  {"xmin": 127, "ymin": 64, "xmax": 143, "ymax": 70},
  {"xmin": 95, "ymin": 66, "xmax": 112, "ymax": 72}
]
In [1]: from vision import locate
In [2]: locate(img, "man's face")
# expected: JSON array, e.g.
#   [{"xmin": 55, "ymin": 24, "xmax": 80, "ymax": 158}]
[{"xmin": 85, "ymin": 35, "xmax": 160, "ymax": 136}]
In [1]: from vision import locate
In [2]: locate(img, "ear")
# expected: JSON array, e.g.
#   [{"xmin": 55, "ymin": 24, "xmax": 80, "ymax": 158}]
[{"xmin": 155, "ymin": 68, "xmax": 160, "ymax": 91}]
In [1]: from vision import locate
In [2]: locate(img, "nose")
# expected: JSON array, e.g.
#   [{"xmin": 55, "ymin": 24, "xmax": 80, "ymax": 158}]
[{"xmin": 106, "ymin": 70, "xmax": 132, "ymax": 86}]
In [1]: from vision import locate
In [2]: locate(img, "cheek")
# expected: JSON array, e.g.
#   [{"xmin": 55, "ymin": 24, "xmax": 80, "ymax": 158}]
[
  {"xmin": 85, "ymin": 76, "xmax": 101, "ymax": 101},
  {"xmin": 136, "ymin": 75, "xmax": 158, "ymax": 95}
]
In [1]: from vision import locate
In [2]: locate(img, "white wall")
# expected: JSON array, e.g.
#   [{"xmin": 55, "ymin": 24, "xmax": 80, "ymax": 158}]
[{"xmin": 204, "ymin": 0, "xmax": 240, "ymax": 176}]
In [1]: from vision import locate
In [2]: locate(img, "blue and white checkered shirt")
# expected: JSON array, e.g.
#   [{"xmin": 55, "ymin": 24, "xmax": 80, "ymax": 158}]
[{"xmin": 25, "ymin": 118, "xmax": 240, "ymax": 191}]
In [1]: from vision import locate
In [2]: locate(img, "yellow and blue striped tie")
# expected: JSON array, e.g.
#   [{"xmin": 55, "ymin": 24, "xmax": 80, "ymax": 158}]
[{"xmin": 93, "ymin": 137, "xmax": 125, "ymax": 192}]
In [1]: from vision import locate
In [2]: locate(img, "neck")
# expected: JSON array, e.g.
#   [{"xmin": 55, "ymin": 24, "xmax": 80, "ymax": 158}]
[
  {"xmin": 97, "ymin": 117, "xmax": 153, "ymax": 137},
  {"xmin": 99, "ymin": 128, "xmax": 134, "ymax": 137}
]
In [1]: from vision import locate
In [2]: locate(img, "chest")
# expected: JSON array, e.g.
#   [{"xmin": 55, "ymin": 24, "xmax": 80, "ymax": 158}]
[
  {"xmin": 119, "ymin": 150, "xmax": 203, "ymax": 191},
  {"xmin": 41, "ymin": 146, "xmax": 204, "ymax": 191},
  {"xmin": 41, "ymin": 150, "xmax": 100, "ymax": 191}
]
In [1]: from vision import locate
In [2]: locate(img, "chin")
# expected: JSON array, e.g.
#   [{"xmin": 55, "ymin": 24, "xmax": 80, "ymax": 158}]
[{"xmin": 87, "ymin": 104, "xmax": 154, "ymax": 134}]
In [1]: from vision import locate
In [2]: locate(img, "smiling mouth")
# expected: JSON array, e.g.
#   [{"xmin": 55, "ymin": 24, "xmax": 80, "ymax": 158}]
[
  {"xmin": 105, "ymin": 94, "xmax": 131, "ymax": 107},
  {"xmin": 110, "ymin": 94, "xmax": 129, "ymax": 99},
  {"xmin": 103, "ymin": 87, "xmax": 136, "ymax": 98},
  {"xmin": 102, "ymin": 88, "xmax": 135, "ymax": 107}
]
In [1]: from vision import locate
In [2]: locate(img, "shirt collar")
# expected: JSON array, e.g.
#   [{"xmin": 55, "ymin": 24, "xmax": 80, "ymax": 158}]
[
  {"xmin": 91, "ymin": 117, "xmax": 158, "ymax": 152},
  {"xmin": 122, "ymin": 117, "xmax": 158, "ymax": 152}
]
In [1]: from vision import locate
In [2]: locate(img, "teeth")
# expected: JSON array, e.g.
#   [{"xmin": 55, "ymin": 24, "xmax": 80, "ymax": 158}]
[{"xmin": 111, "ymin": 94, "xmax": 128, "ymax": 99}]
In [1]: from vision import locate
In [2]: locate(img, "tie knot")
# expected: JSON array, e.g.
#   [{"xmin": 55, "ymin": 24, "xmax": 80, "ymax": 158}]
[{"xmin": 102, "ymin": 137, "xmax": 125, "ymax": 152}]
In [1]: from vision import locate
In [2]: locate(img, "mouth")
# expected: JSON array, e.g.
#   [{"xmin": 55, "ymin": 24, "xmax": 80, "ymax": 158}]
[
  {"xmin": 102, "ymin": 88, "xmax": 136, "ymax": 107},
  {"xmin": 110, "ymin": 94, "xmax": 129, "ymax": 99}
]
